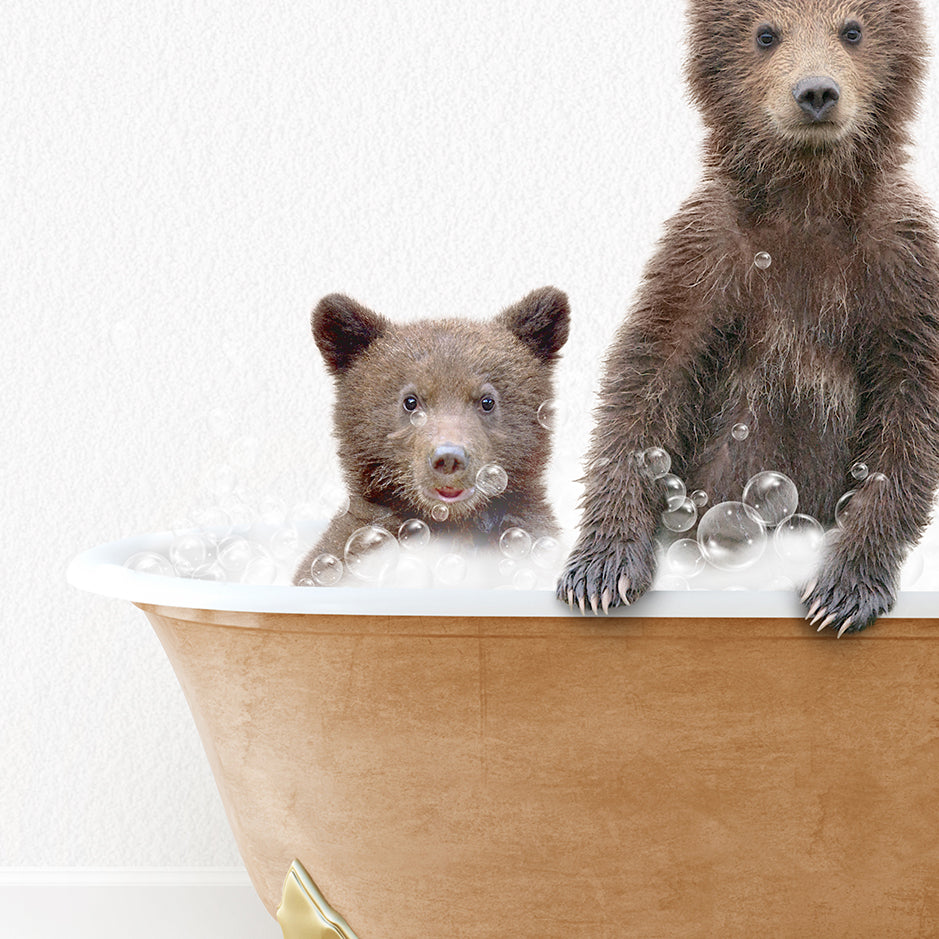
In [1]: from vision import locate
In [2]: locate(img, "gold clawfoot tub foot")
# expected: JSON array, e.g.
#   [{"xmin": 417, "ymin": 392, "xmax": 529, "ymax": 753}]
[{"xmin": 277, "ymin": 860, "xmax": 360, "ymax": 939}]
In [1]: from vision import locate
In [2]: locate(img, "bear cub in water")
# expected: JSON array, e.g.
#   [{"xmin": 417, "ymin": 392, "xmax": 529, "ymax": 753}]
[
  {"xmin": 294, "ymin": 287, "xmax": 569, "ymax": 586},
  {"xmin": 558, "ymin": 0, "xmax": 939, "ymax": 633}
]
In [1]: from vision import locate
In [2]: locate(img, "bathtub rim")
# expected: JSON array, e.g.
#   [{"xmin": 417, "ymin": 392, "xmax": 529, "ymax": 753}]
[{"xmin": 67, "ymin": 530, "xmax": 939, "ymax": 620}]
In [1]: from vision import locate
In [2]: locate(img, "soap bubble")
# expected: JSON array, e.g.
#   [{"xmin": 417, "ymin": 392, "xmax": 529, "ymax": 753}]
[
  {"xmin": 764, "ymin": 575, "xmax": 797, "ymax": 591},
  {"xmin": 512, "ymin": 567, "xmax": 538, "ymax": 590},
  {"xmin": 754, "ymin": 251, "xmax": 772, "ymax": 270},
  {"xmin": 191, "ymin": 505, "xmax": 233, "ymax": 539},
  {"xmin": 868, "ymin": 472, "xmax": 888, "ymax": 487},
  {"xmin": 125, "ymin": 551, "xmax": 175, "ymax": 577},
  {"xmin": 742, "ymin": 471, "xmax": 799, "ymax": 527},
  {"xmin": 691, "ymin": 489, "xmax": 709, "ymax": 508},
  {"xmin": 410, "ymin": 410, "xmax": 428, "ymax": 428},
  {"xmin": 500, "ymin": 527, "xmax": 532, "ymax": 560},
  {"xmin": 732, "ymin": 423, "xmax": 750, "ymax": 441},
  {"xmin": 344, "ymin": 526, "xmax": 399, "ymax": 582},
  {"xmin": 850, "ymin": 462, "xmax": 869, "ymax": 481},
  {"xmin": 497, "ymin": 557, "xmax": 517, "ymax": 579},
  {"xmin": 661, "ymin": 498, "xmax": 697, "ymax": 533},
  {"xmin": 309, "ymin": 482, "xmax": 350, "ymax": 520},
  {"xmin": 835, "ymin": 490, "xmax": 857, "ymax": 529},
  {"xmin": 217, "ymin": 536, "xmax": 254, "ymax": 576},
  {"xmin": 431, "ymin": 504, "xmax": 450, "ymax": 522},
  {"xmin": 666, "ymin": 538, "xmax": 705, "ymax": 577},
  {"xmin": 288, "ymin": 501, "xmax": 320, "ymax": 529},
  {"xmin": 243, "ymin": 555, "xmax": 278, "ymax": 585},
  {"xmin": 773, "ymin": 514, "xmax": 824, "ymax": 560},
  {"xmin": 398, "ymin": 518, "xmax": 431, "ymax": 551},
  {"xmin": 697, "ymin": 501, "xmax": 767, "ymax": 571},
  {"xmin": 310, "ymin": 553, "xmax": 343, "ymax": 586},
  {"xmin": 657, "ymin": 473, "xmax": 687, "ymax": 510},
  {"xmin": 170, "ymin": 532, "xmax": 210, "ymax": 576},
  {"xmin": 224, "ymin": 501, "xmax": 257, "ymax": 532},
  {"xmin": 269, "ymin": 526, "xmax": 301, "ymax": 561},
  {"xmin": 191, "ymin": 562, "xmax": 227, "ymax": 582},
  {"xmin": 531, "ymin": 536, "xmax": 562, "ymax": 570},
  {"xmin": 537, "ymin": 401, "xmax": 556, "ymax": 430},
  {"xmin": 169, "ymin": 517, "xmax": 196, "ymax": 538},
  {"xmin": 476, "ymin": 463, "xmax": 509, "ymax": 496},
  {"xmin": 923, "ymin": 545, "xmax": 939, "ymax": 588},
  {"xmin": 640, "ymin": 447, "xmax": 671, "ymax": 478},
  {"xmin": 435, "ymin": 553, "xmax": 468, "ymax": 586},
  {"xmin": 657, "ymin": 574, "xmax": 690, "ymax": 591},
  {"xmin": 394, "ymin": 554, "xmax": 433, "ymax": 588},
  {"xmin": 900, "ymin": 548, "xmax": 925, "ymax": 589}
]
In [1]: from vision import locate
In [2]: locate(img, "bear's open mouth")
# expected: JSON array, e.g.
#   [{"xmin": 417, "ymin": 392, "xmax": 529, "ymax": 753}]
[{"xmin": 433, "ymin": 486, "xmax": 475, "ymax": 503}]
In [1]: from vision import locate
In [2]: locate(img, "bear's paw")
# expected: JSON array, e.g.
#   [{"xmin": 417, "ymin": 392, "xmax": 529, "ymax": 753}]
[
  {"xmin": 802, "ymin": 560, "xmax": 897, "ymax": 637},
  {"xmin": 556, "ymin": 533, "xmax": 656, "ymax": 615}
]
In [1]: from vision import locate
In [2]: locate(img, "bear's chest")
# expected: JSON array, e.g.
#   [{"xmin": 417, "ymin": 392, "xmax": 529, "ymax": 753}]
[
  {"xmin": 734, "ymin": 317, "xmax": 859, "ymax": 426},
  {"xmin": 726, "ymin": 221, "xmax": 864, "ymax": 421},
  {"xmin": 688, "ymin": 244, "xmax": 864, "ymax": 515}
]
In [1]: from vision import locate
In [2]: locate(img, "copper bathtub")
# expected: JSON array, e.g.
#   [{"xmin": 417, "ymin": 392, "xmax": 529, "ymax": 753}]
[{"xmin": 69, "ymin": 532, "xmax": 939, "ymax": 937}]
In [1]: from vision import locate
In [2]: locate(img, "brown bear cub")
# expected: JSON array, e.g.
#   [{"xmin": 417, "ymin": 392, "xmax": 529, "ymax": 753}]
[
  {"xmin": 294, "ymin": 287, "xmax": 570, "ymax": 585},
  {"xmin": 558, "ymin": 0, "xmax": 939, "ymax": 633}
]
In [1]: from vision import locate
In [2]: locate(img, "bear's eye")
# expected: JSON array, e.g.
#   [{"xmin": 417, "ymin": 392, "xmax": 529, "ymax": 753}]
[
  {"xmin": 755, "ymin": 25, "xmax": 778, "ymax": 49},
  {"xmin": 480, "ymin": 395, "xmax": 496, "ymax": 413},
  {"xmin": 841, "ymin": 21, "xmax": 862, "ymax": 45},
  {"xmin": 403, "ymin": 394, "xmax": 419, "ymax": 412}
]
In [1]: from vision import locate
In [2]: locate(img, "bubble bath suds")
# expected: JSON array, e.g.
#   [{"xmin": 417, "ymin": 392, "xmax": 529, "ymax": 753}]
[{"xmin": 123, "ymin": 439, "xmax": 939, "ymax": 594}]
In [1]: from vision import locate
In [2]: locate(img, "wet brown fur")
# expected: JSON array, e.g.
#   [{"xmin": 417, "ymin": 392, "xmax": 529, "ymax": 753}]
[
  {"xmin": 295, "ymin": 287, "xmax": 570, "ymax": 584},
  {"xmin": 559, "ymin": 0, "xmax": 939, "ymax": 632}
]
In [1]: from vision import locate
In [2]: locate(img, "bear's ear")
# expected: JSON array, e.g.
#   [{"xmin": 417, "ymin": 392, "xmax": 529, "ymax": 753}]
[
  {"xmin": 497, "ymin": 286, "xmax": 570, "ymax": 363},
  {"xmin": 312, "ymin": 294, "xmax": 389, "ymax": 375}
]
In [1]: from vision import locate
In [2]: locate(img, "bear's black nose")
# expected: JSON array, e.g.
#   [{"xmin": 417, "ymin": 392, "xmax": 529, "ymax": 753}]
[
  {"xmin": 793, "ymin": 77, "xmax": 841, "ymax": 121},
  {"xmin": 430, "ymin": 444, "xmax": 467, "ymax": 476}
]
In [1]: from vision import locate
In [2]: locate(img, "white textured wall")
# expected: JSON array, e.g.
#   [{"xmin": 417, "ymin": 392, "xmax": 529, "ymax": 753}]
[{"xmin": 3, "ymin": 0, "xmax": 938, "ymax": 872}]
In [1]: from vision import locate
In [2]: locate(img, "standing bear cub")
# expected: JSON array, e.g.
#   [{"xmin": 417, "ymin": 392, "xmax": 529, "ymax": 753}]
[
  {"xmin": 559, "ymin": 0, "xmax": 939, "ymax": 633},
  {"xmin": 294, "ymin": 287, "xmax": 570, "ymax": 586}
]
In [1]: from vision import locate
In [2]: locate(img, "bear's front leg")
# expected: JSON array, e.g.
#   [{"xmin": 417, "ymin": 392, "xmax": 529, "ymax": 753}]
[
  {"xmin": 557, "ymin": 449, "xmax": 660, "ymax": 613},
  {"xmin": 804, "ymin": 319, "xmax": 939, "ymax": 634},
  {"xmin": 802, "ymin": 484, "xmax": 904, "ymax": 636},
  {"xmin": 556, "ymin": 264, "xmax": 718, "ymax": 613},
  {"xmin": 557, "ymin": 335, "xmax": 702, "ymax": 615},
  {"xmin": 556, "ymin": 210, "xmax": 737, "ymax": 614}
]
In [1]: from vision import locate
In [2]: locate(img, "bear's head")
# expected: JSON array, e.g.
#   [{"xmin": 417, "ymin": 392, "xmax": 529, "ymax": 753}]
[
  {"xmin": 312, "ymin": 287, "xmax": 570, "ymax": 524},
  {"xmin": 685, "ymin": 0, "xmax": 928, "ymax": 174}
]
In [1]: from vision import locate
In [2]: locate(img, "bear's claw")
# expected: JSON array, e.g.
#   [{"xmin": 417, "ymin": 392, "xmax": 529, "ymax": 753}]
[
  {"xmin": 617, "ymin": 575, "xmax": 630, "ymax": 605},
  {"xmin": 556, "ymin": 535, "xmax": 655, "ymax": 615},
  {"xmin": 800, "ymin": 560, "xmax": 895, "ymax": 637},
  {"xmin": 817, "ymin": 611, "xmax": 839, "ymax": 632}
]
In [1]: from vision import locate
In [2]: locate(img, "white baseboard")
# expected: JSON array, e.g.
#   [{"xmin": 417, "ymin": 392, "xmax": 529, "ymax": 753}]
[
  {"xmin": 0, "ymin": 867, "xmax": 253, "ymax": 886},
  {"xmin": 0, "ymin": 869, "xmax": 281, "ymax": 939}
]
